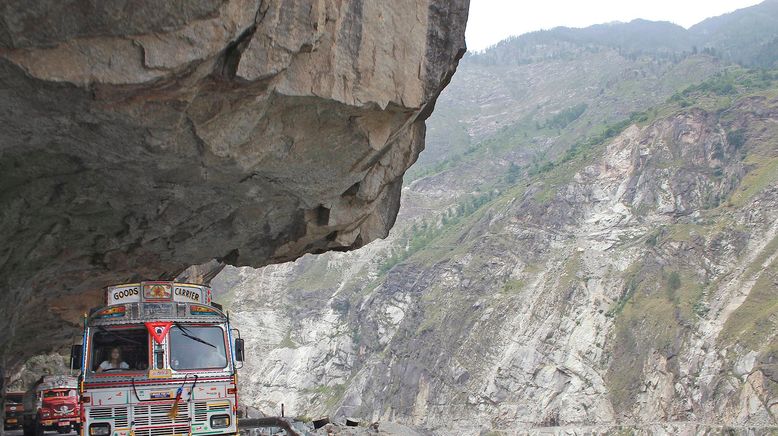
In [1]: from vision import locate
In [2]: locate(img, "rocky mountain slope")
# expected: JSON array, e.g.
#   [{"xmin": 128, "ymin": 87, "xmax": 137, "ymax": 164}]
[
  {"xmin": 0, "ymin": 0, "xmax": 468, "ymax": 371},
  {"xmin": 214, "ymin": 5, "xmax": 778, "ymax": 434}
]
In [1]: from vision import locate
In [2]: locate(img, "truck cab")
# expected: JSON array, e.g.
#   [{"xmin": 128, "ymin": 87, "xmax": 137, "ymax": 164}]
[
  {"xmin": 22, "ymin": 376, "xmax": 80, "ymax": 436},
  {"xmin": 38, "ymin": 388, "xmax": 80, "ymax": 433},
  {"xmin": 4, "ymin": 392, "xmax": 25, "ymax": 430},
  {"xmin": 72, "ymin": 281, "xmax": 244, "ymax": 436}
]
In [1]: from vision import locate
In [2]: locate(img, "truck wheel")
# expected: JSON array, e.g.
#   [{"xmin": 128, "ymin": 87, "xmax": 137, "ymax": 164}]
[{"xmin": 57, "ymin": 425, "xmax": 71, "ymax": 434}]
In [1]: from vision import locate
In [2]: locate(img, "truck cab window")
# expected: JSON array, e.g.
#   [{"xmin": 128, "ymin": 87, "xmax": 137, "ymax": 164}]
[
  {"xmin": 91, "ymin": 328, "xmax": 149, "ymax": 372},
  {"xmin": 169, "ymin": 326, "xmax": 227, "ymax": 370}
]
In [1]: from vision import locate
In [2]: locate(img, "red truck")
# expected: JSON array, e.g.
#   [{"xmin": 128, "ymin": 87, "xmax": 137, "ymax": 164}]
[
  {"xmin": 4, "ymin": 392, "xmax": 25, "ymax": 430},
  {"xmin": 22, "ymin": 375, "xmax": 80, "ymax": 436}
]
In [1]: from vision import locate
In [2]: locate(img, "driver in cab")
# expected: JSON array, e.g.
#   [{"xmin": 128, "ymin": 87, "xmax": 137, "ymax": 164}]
[{"xmin": 97, "ymin": 346, "xmax": 130, "ymax": 372}]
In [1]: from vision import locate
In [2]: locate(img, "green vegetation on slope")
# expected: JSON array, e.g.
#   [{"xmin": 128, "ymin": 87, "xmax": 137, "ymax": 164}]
[
  {"xmin": 606, "ymin": 264, "xmax": 706, "ymax": 412},
  {"xmin": 730, "ymin": 156, "xmax": 778, "ymax": 206},
  {"xmin": 542, "ymin": 104, "xmax": 588, "ymax": 130},
  {"xmin": 379, "ymin": 190, "xmax": 499, "ymax": 274},
  {"xmin": 666, "ymin": 68, "xmax": 778, "ymax": 110},
  {"xmin": 529, "ymin": 110, "xmax": 650, "ymax": 204},
  {"xmin": 718, "ymin": 235, "xmax": 778, "ymax": 352}
]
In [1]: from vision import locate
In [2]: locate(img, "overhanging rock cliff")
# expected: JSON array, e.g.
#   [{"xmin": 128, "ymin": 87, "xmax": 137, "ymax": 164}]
[{"xmin": 0, "ymin": 0, "xmax": 468, "ymax": 368}]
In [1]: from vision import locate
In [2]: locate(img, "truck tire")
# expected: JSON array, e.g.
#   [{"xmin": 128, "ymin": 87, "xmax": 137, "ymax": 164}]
[{"xmin": 57, "ymin": 425, "xmax": 71, "ymax": 434}]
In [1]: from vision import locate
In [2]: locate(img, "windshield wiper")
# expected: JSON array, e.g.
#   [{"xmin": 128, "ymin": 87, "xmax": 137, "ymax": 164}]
[{"xmin": 173, "ymin": 322, "xmax": 217, "ymax": 349}]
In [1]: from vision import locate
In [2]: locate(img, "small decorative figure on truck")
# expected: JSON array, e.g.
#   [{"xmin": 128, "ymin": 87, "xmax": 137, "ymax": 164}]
[{"xmin": 70, "ymin": 281, "xmax": 245, "ymax": 436}]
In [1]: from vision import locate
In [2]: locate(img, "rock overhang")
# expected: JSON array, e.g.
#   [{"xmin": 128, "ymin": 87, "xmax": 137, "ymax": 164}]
[{"xmin": 0, "ymin": 0, "xmax": 469, "ymax": 369}]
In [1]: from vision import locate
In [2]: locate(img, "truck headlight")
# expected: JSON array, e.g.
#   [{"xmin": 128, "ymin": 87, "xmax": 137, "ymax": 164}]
[
  {"xmin": 210, "ymin": 415, "xmax": 230, "ymax": 429},
  {"xmin": 89, "ymin": 423, "xmax": 111, "ymax": 436}
]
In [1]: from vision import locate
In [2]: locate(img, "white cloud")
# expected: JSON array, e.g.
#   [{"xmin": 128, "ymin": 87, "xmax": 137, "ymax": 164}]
[{"xmin": 466, "ymin": 0, "xmax": 764, "ymax": 51}]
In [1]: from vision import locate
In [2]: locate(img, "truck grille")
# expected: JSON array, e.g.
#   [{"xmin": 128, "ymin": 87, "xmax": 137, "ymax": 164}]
[
  {"xmin": 88, "ymin": 399, "xmax": 230, "ymax": 435},
  {"xmin": 193, "ymin": 402, "xmax": 208, "ymax": 423},
  {"xmin": 132, "ymin": 403, "xmax": 190, "ymax": 427},
  {"xmin": 192, "ymin": 401, "xmax": 230, "ymax": 423},
  {"xmin": 133, "ymin": 424, "xmax": 189, "ymax": 436},
  {"xmin": 89, "ymin": 406, "xmax": 129, "ymax": 428}
]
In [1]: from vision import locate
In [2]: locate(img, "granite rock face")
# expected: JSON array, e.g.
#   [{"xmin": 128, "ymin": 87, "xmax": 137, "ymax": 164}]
[{"xmin": 0, "ymin": 0, "xmax": 468, "ymax": 368}]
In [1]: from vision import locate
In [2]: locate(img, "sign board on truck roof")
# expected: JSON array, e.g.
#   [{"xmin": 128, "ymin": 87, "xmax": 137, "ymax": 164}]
[{"xmin": 105, "ymin": 282, "xmax": 212, "ymax": 306}]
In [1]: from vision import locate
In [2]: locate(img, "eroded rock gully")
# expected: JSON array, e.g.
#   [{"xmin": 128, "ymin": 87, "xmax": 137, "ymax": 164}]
[{"xmin": 0, "ymin": 0, "xmax": 469, "ymax": 369}]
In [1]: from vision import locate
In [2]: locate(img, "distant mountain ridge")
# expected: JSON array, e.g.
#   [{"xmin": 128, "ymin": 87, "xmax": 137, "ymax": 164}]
[{"xmin": 471, "ymin": 0, "xmax": 778, "ymax": 68}]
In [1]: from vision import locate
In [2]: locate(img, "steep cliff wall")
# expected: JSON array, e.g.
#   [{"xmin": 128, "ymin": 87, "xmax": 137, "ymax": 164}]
[
  {"xmin": 214, "ymin": 60, "xmax": 778, "ymax": 433},
  {"xmin": 0, "ymin": 0, "xmax": 468, "ymax": 369}
]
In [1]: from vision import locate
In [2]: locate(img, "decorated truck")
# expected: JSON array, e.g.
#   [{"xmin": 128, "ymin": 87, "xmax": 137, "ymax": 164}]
[
  {"xmin": 70, "ymin": 281, "xmax": 245, "ymax": 436},
  {"xmin": 21, "ymin": 375, "xmax": 80, "ymax": 436},
  {"xmin": 4, "ymin": 391, "xmax": 25, "ymax": 430}
]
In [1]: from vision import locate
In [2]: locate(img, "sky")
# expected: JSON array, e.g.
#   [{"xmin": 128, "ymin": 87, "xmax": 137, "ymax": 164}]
[{"xmin": 466, "ymin": 0, "xmax": 764, "ymax": 51}]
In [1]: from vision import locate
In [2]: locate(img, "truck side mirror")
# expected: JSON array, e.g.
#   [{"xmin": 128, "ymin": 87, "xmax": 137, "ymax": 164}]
[
  {"xmin": 70, "ymin": 344, "xmax": 83, "ymax": 370},
  {"xmin": 234, "ymin": 338, "xmax": 245, "ymax": 362}
]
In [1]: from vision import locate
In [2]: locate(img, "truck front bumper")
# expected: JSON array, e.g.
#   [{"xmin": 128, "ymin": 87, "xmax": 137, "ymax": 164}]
[
  {"xmin": 4, "ymin": 417, "xmax": 21, "ymax": 428},
  {"xmin": 41, "ymin": 418, "xmax": 79, "ymax": 428}
]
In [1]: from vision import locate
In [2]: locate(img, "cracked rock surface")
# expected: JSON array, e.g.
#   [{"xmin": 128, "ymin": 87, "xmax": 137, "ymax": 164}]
[{"xmin": 0, "ymin": 0, "xmax": 468, "ymax": 368}]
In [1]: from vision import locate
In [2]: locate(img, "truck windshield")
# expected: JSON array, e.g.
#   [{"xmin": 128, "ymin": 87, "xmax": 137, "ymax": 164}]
[
  {"xmin": 169, "ymin": 326, "xmax": 227, "ymax": 370},
  {"xmin": 91, "ymin": 328, "xmax": 149, "ymax": 372},
  {"xmin": 42, "ymin": 390, "xmax": 76, "ymax": 398}
]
